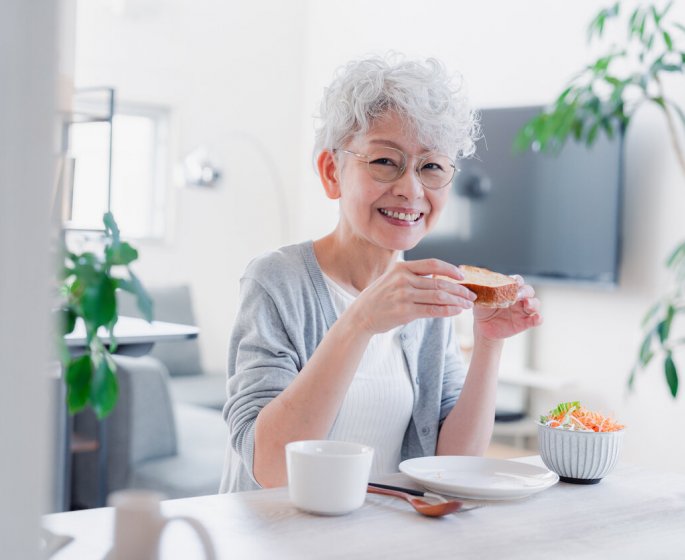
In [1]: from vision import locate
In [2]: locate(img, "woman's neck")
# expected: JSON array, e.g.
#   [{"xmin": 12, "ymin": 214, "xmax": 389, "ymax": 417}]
[{"xmin": 313, "ymin": 231, "xmax": 400, "ymax": 295}]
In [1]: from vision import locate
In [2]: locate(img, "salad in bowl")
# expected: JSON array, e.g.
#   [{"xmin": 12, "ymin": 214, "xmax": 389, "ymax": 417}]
[
  {"xmin": 539, "ymin": 401, "xmax": 624, "ymax": 432},
  {"xmin": 537, "ymin": 401, "xmax": 625, "ymax": 484}
]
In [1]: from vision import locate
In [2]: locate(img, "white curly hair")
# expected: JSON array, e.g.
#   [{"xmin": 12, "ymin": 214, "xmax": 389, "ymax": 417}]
[{"xmin": 313, "ymin": 54, "xmax": 480, "ymax": 162}]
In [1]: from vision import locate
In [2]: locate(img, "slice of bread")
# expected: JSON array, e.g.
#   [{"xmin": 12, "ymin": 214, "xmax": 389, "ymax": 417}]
[{"xmin": 436, "ymin": 265, "xmax": 518, "ymax": 308}]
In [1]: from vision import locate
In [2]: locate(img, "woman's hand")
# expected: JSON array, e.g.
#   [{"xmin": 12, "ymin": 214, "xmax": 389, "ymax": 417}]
[
  {"xmin": 351, "ymin": 259, "xmax": 477, "ymax": 335},
  {"xmin": 472, "ymin": 275, "xmax": 543, "ymax": 341}
]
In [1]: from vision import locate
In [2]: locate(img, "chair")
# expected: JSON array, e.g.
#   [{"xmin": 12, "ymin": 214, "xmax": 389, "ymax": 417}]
[{"xmin": 71, "ymin": 355, "xmax": 227, "ymax": 509}]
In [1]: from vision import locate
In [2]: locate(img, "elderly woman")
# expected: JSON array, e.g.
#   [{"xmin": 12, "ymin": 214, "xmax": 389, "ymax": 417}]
[{"xmin": 220, "ymin": 55, "xmax": 542, "ymax": 492}]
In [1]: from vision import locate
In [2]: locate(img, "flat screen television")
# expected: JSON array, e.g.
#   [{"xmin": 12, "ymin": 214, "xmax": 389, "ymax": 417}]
[{"xmin": 406, "ymin": 105, "xmax": 624, "ymax": 286}]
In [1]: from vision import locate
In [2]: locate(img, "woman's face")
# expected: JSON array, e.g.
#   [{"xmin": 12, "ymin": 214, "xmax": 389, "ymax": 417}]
[{"xmin": 335, "ymin": 112, "xmax": 451, "ymax": 252}]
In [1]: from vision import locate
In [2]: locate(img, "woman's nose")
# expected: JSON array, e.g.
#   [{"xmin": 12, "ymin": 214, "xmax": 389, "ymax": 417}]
[{"xmin": 391, "ymin": 167, "xmax": 424, "ymax": 199}]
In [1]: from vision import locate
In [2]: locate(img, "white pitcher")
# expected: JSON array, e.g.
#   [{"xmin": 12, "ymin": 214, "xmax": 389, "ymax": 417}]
[{"xmin": 106, "ymin": 490, "xmax": 216, "ymax": 560}]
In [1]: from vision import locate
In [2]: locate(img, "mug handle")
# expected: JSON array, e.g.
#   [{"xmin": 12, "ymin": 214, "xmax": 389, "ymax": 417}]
[{"xmin": 162, "ymin": 516, "xmax": 217, "ymax": 560}]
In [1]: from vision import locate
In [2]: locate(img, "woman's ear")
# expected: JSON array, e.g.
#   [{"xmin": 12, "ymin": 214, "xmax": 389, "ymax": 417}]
[{"xmin": 317, "ymin": 150, "xmax": 341, "ymax": 200}]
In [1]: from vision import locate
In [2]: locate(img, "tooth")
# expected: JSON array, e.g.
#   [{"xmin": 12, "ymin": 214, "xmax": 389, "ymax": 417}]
[{"xmin": 399, "ymin": 213, "xmax": 406, "ymax": 220}]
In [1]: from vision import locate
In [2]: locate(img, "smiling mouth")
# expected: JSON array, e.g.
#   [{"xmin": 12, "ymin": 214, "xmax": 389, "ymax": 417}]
[{"xmin": 378, "ymin": 208, "xmax": 423, "ymax": 223}]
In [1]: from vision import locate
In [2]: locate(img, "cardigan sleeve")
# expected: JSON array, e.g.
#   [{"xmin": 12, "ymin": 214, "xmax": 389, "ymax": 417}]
[
  {"xmin": 439, "ymin": 319, "xmax": 467, "ymax": 423},
  {"xmin": 222, "ymin": 276, "xmax": 301, "ymax": 486}
]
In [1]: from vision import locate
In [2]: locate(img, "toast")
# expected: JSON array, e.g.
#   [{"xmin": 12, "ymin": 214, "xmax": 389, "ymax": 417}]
[{"xmin": 436, "ymin": 265, "xmax": 518, "ymax": 308}]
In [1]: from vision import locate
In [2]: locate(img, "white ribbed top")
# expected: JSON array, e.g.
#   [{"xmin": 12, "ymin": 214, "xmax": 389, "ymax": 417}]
[{"xmin": 322, "ymin": 273, "xmax": 414, "ymax": 475}]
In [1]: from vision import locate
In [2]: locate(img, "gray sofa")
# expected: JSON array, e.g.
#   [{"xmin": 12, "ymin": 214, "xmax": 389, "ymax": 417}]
[{"xmin": 72, "ymin": 355, "xmax": 227, "ymax": 508}]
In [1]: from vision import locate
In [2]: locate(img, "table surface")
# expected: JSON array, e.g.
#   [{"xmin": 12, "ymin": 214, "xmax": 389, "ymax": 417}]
[
  {"xmin": 64, "ymin": 316, "xmax": 199, "ymax": 347},
  {"xmin": 43, "ymin": 456, "xmax": 685, "ymax": 560}
]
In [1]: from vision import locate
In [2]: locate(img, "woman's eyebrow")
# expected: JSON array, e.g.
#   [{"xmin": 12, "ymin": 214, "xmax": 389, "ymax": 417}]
[
  {"xmin": 367, "ymin": 139, "xmax": 434, "ymax": 156},
  {"xmin": 367, "ymin": 138, "xmax": 401, "ymax": 148}
]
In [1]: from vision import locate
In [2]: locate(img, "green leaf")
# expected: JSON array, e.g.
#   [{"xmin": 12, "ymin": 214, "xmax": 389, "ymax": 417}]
[
  {"xmin": 646, "ymin": 33, "xmax": 655, "ymax": 50},
  {"xmin": 664, "ymin": 353, "xmax": 679, "ymax": 397},
  {"xmin": 651, "ymin": 5, "xmax": 662, "ymax": 26},
  {"xmin": 556, "ymin": 85, "xmax": 575, "ymax": 104},
  {"xmin": 657, "ymin": 63, "xmax": 683, "ymax": 72},
  {"xmin": 70, "ymin": 254, "xmax": 102, "ymax": 284},
  {"xmin": 106, "ymin": 313, "xmax": 119, "ymax": 354},
  {"xmin": 103, "ymin": 212, "xmax": 121, "ymax": 246},
  {"xmin": 549, "ymin": 401, "xmax": 581, "ymax": 417},
  {"xmin": 59, "ymin": 306, "xmax": 77, "ymax": 335},
  {"xmin": 56, "ymin": 335, "xmax": 71, "ymax": 366},
  {"xmin": 90, "ymin": 355, "xmax": 119, "ymax": 419},
  {"xmin": 661, "ymin": 1, "xmax": 674, "ymax": 21},
  {"xmin": 629, "ymin": 7, "xmax": 640, "ymax": 33},
  {"xmin": 105, "ymin": 242, "xmax": 138, "ymax": 266},
  {"xmin": 572, "ymin": 119, "xmax": 584, "ymax": 141},
  {"xmin": 604, "ymin": 75, "xmax": 622, "ymax": 87},
  {"xmin": 128, "ymin": 270, "xmax": 154, "ymax": 322},
  {"xmin": 586, "ymin": 121, "xmax": 600, "ymax": 146},
  {"xmin": 657, "ymin": 305, "xmax": 676, "ymax": 343},
  {"xmin": 66, "ymin": 354, "xmax": 93, "ymax": 414},
  {"xmin": 81, "ymin": 275, "xmax": 117, "ymax": 329},
  {"xmin": 639, "ymin": 332, "xmax": 654, "ymax": 367},
  {"xmin": 663, "ymin": 31, "xmax": 674, "ymax": 50},
  {"xmin": 666, "ymin": 241, "xmax": 685, "ymax": 269},
  {"xmin": 652, "ymin": 96, "xmax": 667, "ymax": 110},
  {"xmin": 638, "ymin": 12, "xmax": 647, "ymax": 40},
  {"xmin": 600, "ymin": 117, "xmax": 615, "ymax": 139},
  {"xmin": 627, "ymin": 366, "xmax": 637, "ymax": 391},
  {"xmin": 641, "ymin": 301, "xmax": 662, "ymax": 328}
]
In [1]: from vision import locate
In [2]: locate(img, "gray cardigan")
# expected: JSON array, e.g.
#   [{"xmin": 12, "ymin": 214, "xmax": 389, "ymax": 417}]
[{"xmin": 220, "ymin": 241, "xmax": 467, "ymax": 492}]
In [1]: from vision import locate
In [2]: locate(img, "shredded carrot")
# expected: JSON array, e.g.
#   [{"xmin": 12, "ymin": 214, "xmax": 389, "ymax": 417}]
[{"xmin": 542, "ymin": 402, "xmax": 624, "ymax": 432}]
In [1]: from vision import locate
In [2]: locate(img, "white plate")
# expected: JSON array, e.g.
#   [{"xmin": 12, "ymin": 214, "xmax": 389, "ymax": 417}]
[{"xmin": 399, "ymin": 456, "xmax": 559, "ymax": 500}]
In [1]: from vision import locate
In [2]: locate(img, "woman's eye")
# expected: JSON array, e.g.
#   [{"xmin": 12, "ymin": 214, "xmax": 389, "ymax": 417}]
[
  {"xmin": 422, "ymin": 161, "xmax": 444, "ymax": 172},
  {"xmin": 370, "ymin": 157, "xmax": 399, "ymax": 167}
]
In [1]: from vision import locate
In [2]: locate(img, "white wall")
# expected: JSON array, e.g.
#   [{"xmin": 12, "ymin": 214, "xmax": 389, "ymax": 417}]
[
  {"xmin": 0, "ymin": 0, "xmax": 57, "ymax": 555},
  {"xmin": 75, "ymin": 0, "xmax": 308, "ymax": 374},
  {"xmin": 76, "ymin": 0, "xmax": 685, "ymax": 470}
]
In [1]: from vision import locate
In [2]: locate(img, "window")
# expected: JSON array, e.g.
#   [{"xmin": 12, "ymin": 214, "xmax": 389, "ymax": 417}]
[{"xmin": 69, "ymin": 103, "xmax": 169, "ymax": 239}]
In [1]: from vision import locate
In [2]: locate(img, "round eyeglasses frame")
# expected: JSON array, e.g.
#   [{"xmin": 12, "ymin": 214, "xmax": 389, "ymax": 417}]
[{"xmin": 334, "ymin": 146, "xmax": 459, "ymax": 190}]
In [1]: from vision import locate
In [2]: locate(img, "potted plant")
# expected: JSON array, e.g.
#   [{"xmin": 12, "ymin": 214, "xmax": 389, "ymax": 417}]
[
  {"xmin": 57, "ymin": 212, "xmax": 153, "ymax": 418},
  {"xmin": 514, "ymin": 1, "xmax": 684, "ymax": 397}
]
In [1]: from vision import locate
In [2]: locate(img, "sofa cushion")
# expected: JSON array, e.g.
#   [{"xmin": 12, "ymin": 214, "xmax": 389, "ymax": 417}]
[
  {"xmin": 169, "ymin": 374, "xmax": 227, "ymax": 410},
  {"xmin": 130, "ymin": 403, "xmax": 227, "ymax": 498}
]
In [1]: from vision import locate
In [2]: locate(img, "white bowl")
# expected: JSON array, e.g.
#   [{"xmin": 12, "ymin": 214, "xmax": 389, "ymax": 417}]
[
  {"xmin": 286, "ymin": 440, "xmax": 374, "ymax": 515},
  {"xmin": 537, "ymin": 423, "xmax": 625, "ymax": 484}
]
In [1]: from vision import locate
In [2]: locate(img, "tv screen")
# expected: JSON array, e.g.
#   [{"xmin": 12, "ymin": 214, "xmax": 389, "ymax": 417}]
[{"xmin": 406, "ymin": 105, "xmax": 624, "ymax": 286}]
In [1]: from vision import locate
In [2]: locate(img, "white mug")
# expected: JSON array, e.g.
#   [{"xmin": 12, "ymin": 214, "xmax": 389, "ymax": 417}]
[
  {"xmin": 286, "ymin": 440, "xmax": 374, "ymax": 516},
  {"xmin": 106, "ymin": 490, "xmax": 217, "ymax": 560}
]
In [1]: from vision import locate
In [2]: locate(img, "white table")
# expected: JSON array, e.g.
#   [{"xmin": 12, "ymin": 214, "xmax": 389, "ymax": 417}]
[
  {"xmin": 64, "ymin": 316, "xmax": 199, "ymax": 356},
  {"xmin": 44, "ymin": 457, "xmax": 685, "ymax": 559}
]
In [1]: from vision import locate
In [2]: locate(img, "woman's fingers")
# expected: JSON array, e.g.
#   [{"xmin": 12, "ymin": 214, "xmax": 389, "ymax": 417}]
[
  {"xmin": 403, "ymin": 258, "xmax": 464, "ymax": 281},
  {"xmin": 415, "ymin": 304, "xmax": 469, "ymax": 318},
  {"xmin": 517, "ymin": 283, "xmax": 536, "ymax": 300},
  {"xmin": 409, "ymin": 274, "xmax": 477, "ymax": 302},
  {"xmin": 410, "ymin": 287, "xmax": 475, "ymax": 308},
  {"xmin": 521, "ymin": 297, "xmax": 541, "ymax": 316}
]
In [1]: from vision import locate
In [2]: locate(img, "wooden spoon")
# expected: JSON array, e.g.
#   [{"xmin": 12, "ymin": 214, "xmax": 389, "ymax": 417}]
[{"xmin": 367, "ymin": 484, "xmax": 464, "ymax": 517}]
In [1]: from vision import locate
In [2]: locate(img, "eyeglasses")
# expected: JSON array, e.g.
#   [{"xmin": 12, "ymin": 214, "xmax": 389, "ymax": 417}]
[{"xmin": 335, "ymin": 146, "xmax": 458, "ymax": 190}]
